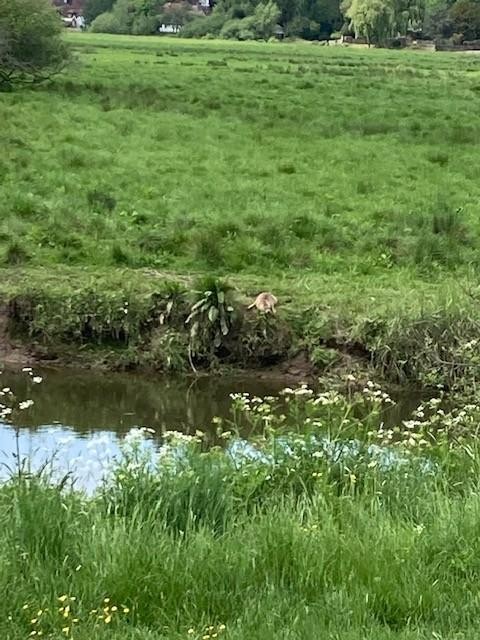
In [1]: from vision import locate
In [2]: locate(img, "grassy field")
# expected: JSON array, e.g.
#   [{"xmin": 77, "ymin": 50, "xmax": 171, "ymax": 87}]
[
  {"xmin": 3, "ymin": 34, "xmax": 480, "ymax": 273},
  {"xmin": 3, "ymin": 381, "xmax": 480, "ymax": 639},
  {"xmin": 3, "ymin": 34, "xmax": 480, "ymax": 379}
]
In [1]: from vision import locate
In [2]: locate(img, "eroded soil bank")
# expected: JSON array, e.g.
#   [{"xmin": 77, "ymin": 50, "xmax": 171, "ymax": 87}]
[{"xmin": 2, "ymin": 266, "xmax": 480, "ymax": 391}]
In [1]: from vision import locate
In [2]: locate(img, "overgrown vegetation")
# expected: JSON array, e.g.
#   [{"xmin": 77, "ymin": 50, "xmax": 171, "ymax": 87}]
[
  {"xmin": 0, "ymin": 0, "xmax": 69, "ymax": 89},
  {"xmin": 4, "ymin": 376, "xmax": 480, "ymax": 638}
]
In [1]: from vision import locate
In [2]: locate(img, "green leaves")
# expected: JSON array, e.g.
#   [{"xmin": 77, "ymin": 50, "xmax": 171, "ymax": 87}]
[
  {"xmin": 0, "ymin": 0, "xmax": 70, "ymax": 88},
  {"xmin": 208, "ymin": 306, "xmax": 219, "ymax": 324},
  {"xmin": 185, "ymin": 279, "xmax": 236, "ymax": 369}
]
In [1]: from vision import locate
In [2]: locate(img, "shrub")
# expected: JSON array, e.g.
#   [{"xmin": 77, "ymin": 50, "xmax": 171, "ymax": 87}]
[
  {"xmin": 131, "ymin": 13, "xmax": 158, "ymax": 35},
  {"xmin": 84, "ymin": 0, "xmax": 115, "ymax": 25},
  {"xmin": 220, "ymin": 17, "xmax": 255, "ymax": 40},
  {"xmin": 90, "ymin": 11, "xmax": 125, "ymax": 33},
  {"xmin": 181, "ymin": 15, "xmax": 220, "ymax": 37},
  {"xmin": 143, "ymin": 328, "xmax": 189, "ymax": 372},
  {"xmin": 0, "ymin": 0, "xmax": 69, "ymax": 89}
]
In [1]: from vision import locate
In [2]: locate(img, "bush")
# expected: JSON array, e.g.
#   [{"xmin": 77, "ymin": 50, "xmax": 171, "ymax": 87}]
[
  {"xmin": 0, "ymin": 0, "xmax": 69, "ymax": 89},
  {"xmin": 185, "ymin": 0, "xmax": 280, "ymax": 41},
  {"xmin": 220, "ymin": 17, "xmax": 255, "ymax": 40},
  {"xmin": 181, "ymin": 12, "xmax": 225, "ymax": 38},
  {"xmin": 131, "ymin": 13, "xmax": 158, "ymax": 35},
  {"xmin": 84, "ymin": 0, "xmax": 115, "ymax": 25},
  {"xmin": 286, "ymin": 15, "xmax": 321, "ymax": 39},
  {"xmin": 90, "ymin": 11, "xmax": 125, "ymax": 33}
]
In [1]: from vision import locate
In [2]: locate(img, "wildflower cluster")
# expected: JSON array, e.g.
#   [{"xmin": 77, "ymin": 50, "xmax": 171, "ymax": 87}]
[
  {"xmin": 57, "ymin": 594, "xmax": 79, "ymax": 636},
  {"xmin": 187, "ymin": 623, "xmax": 226, "ymax": 639},
  {"xmin": 0, "ymin": 367, "xmax": 42, "ymax": 421},
  {"xmin": 230, "ymin": 380, "xmax": 395, "ymax": 442},
  {"xmin": 230, "ymin": 392, "xmax": 282, "ymax": 425},
  {"xmin": 370, "ymin": 394, "xmax": 480, "ymax": 452},
  {"xmin": 360, "ymin": 379, "xmax": 394, "ymax": 405},
  {"xmin": 90, "ymin": 597, "xmax": 130, "ymax": 625},
  {"xmin": 163, "ymin": 430, "xmax": 202, "ymax": 445},
  {"xmin": 21, "ymin": 595, "xmax": 130, "ymax": 637},
  {"xmin": 22, "ymin": 603, "xmax": 49, "ymax": 637}
]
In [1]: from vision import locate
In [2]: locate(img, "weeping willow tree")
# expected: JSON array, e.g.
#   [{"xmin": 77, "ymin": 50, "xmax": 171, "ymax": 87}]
[
  {"xmin": 345, "ymin": 0, "xmax": 425, "ymax": 43},
  {"xmin": 346, "ymin": 0, "xmax": 395, "ymax": 44}
]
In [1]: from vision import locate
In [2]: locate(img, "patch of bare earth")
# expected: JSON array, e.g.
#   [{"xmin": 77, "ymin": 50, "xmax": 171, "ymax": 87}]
[{"xmin": 0, "ymin": 306, "xmax": 31, "ymax": 367}]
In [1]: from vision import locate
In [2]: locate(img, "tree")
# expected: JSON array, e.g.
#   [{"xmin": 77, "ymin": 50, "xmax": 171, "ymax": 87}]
[
  {"xmin": 346, "ymin": 0, "xmax": 395, "ymax": 44},
  {"xmin": 0, "ymin": 0, "xmax": 69, "ymax": 89},
  {"xmin": 251, "ymin": 0, "xmax": 280, "ymax": 37},
  {"xmin": 449, "ymin": 0, "xmax": 480, "ymax": 39},
  {"xmin": 208, "ymin": 0, "xmax": 280, "ymax": 39},
  {"xmin": 393, "ymin": 0, "xmax": 425, "ymax": 34},
  {"xmin": 422, "ymin": 0, "xmax": 453, "ymax": 38},
  {"xmin": 84, "ymin": 0, "xmax": 117, "ymax": 25}
]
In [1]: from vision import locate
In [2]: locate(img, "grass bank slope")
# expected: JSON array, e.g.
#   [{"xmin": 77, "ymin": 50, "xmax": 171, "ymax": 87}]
[{"xmin": 3, "ymin": 383, "xmax": 480, "ymax": 639}]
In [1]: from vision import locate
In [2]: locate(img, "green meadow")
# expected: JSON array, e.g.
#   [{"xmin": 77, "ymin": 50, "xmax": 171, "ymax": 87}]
[
  {"xmin": 3, "ymin": 34, "xmax": 480, "ymax": 378},
  {"xmin": 4, "ymin": 34, "xmax": 480, "ymax": 273}
]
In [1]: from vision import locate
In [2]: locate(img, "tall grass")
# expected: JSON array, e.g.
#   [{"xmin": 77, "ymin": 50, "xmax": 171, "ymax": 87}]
[{"xmin": 3, "ymin": 381, "xmax": 480, "ymax": 638}]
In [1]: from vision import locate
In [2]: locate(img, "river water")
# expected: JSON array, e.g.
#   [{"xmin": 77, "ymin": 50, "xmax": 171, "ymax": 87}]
[{"xmin": 0, "ymin": 367, "xmax": 423, "ymax": 491}]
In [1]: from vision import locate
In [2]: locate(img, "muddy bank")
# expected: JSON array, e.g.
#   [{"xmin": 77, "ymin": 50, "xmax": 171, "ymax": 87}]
[
  {"xmin": 0, "ymin": 286, "xmax": 362, "ymax": 382},
  {"xmin": 2, "ymin": 270, "xmax": 480, "ymax": 390},
  {"xmin": 0, "ymin": 305, "xmax": 31, "ymax": 368}
]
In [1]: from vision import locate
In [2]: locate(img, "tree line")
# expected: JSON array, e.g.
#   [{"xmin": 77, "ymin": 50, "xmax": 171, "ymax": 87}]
[{"xmin": 86, "ymin": 0, "xmax": 480, "ymax": 44}]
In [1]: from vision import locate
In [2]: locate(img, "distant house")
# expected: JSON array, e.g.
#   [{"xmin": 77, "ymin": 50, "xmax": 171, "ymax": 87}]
[
  {"xmin": 158, "ymin": 24, "xmax": 181, "ymax": 34},
  {"xmin": 53, "ymin": 0, "xmax": 86, "ymax": 20}
]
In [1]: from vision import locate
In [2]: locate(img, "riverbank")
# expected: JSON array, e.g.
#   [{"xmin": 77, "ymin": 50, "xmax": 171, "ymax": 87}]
[
  {"xmin": 2, "ymin": 381, "xmax": 480, "ymax": 639},
  {"xmin": 2, "ymin": 266, "xmax": 480, "ymax": 389}
]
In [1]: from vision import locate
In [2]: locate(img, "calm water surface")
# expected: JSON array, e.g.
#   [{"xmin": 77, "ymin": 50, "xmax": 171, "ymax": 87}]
[{"xmin": 0, "ymin": 367, "xmax": 423, "ymax": 490}]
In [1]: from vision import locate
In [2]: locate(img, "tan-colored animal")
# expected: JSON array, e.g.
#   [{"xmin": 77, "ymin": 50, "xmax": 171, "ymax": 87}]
[{"xmin": 248, "ymin": 292, "xmax": 278, "ymax": 314}]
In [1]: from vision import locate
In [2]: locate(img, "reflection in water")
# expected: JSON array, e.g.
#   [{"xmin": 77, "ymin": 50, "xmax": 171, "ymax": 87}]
[
  {"xmin": 0, "ymin": 367, "xmax": 426, "ymax": 491},
  {"xmin": 0, "ymin": 368, "xmax": 288, "ymax": 490},
  {"xmin": 1, "ymin": 368, "xmax": 288, "ymax": 435}
]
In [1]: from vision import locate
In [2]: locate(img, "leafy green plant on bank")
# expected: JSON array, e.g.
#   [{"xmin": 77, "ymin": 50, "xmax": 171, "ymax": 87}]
[{"xmin": 186, "ymin": 278, "xmax": 237, "ymax": 371}]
